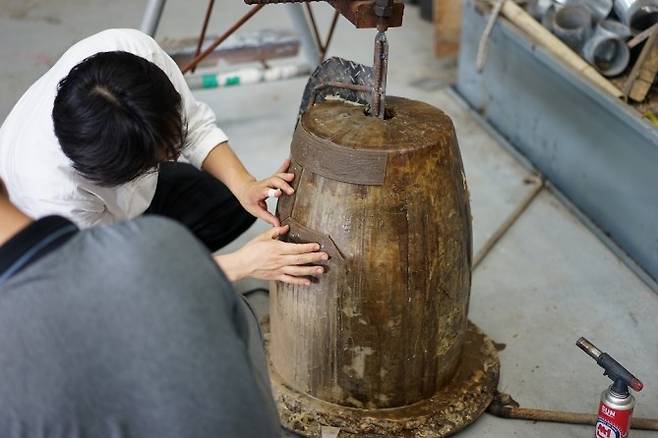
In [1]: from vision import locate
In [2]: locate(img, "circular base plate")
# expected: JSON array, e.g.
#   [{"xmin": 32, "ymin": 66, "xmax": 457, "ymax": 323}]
[{"xmin": 265, "ymin": 321, "xmax": 500, "ymax": 437}]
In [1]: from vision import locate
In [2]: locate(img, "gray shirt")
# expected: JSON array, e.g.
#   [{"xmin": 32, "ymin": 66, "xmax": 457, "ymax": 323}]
[{"xmin": 0, "ymin": 216, "xmax": 279, "ymax": 437}]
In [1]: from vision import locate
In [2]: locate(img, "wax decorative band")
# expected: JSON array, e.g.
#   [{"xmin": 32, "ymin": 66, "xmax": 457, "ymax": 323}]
[
  {"xmin": 276, "ymin": 160, "xmax": 303, "ymax": 223},
  {"xmin": 282, "ymin": 217, "xmax": 345, "ymax": 263},
  {"xmin": 290, "ymin": 125, "xmax": 388, "ymax": 186}
]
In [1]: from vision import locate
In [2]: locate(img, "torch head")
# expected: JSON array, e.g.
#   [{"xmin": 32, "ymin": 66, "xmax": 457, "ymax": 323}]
[{"xmin": 576, "ymin": 337, "xmax": 644, "ymax": 393}]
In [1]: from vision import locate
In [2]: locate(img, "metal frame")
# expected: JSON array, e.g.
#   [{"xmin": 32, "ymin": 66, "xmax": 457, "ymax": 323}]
[
  {"xmin": 304, "ymin": 4, "xmax": 340, "ymax": 61},
  {"xmin": 180, "ymin": 3, "xmax": 267, "ymax": 73},
  {"xmin": 139, "ymin": 0, "xmax": 167, "ymax": 36},
  {"xmin": 140, "ymin": 1, "xmax": 392, "ymax": 116},
  {"xmin": 285, "ymin": 3, "xmax": 323, "ymax": 67},
  {"xmin": 139, "ymin": 0, "xmax": 338, "ymax": 72}
]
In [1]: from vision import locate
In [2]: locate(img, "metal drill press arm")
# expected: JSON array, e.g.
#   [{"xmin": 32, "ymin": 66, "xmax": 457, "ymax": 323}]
[
  {"xmin": 244, "ymin": 0, "xmax": 399, "ymax": 118},
  {"xmin": 243, "ymin": 0, "xmax": 404, "ymax": 29}
]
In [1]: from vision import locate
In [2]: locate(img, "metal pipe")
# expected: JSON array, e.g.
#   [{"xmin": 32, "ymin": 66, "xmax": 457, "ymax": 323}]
[
  {"xmin": 614, "ymin": 0, "xmax": 658, "ymax": 32},
  {"xmin": 139, "ymin": 0, "xmax": 167, "ymax": 36},
  {"xmin": 371, "ymin": 31, "xmax": 388, "ymax": 118},
  {"xmin": 598, "ymin": 18, "xmax": 632, "ymax": 38},
  {"xmin": 582, "ymin": 21, "xmax": 631, "ymax": 76},
  {"xmin": 528, "ymin": 0, "xmax": 553, "ymax": 20},
  {"xmin": 551, "ymin": 4, "xmax": 593, "ymax": 51},
  {"xmin": 182, "ymin": 4, "xmax": 265, "ymax": 74},
  {"xmin": 286, "ymin": 3, "xmax": 322, "ymax": 67},
  {"xmin": 559, "ymin": 0, "xmax": 613, "ymax": 22}
]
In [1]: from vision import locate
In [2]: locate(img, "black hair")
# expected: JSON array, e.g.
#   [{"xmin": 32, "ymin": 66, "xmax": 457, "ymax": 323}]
[{"xmin": 52, "ymin": 51, "xmax": 187, "ymax": 186}]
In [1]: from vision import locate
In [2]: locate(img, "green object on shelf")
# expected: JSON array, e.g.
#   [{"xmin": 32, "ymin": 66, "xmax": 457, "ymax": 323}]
[
  {"xmin": 201, "ymin": 74, "xmax": 219, "ymax": 89},
  {"xmin": 225, "ymin": 76, "xmax": 240, "ymax": 86}
]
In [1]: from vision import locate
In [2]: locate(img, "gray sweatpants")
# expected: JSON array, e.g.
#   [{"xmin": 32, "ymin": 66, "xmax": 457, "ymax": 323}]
[{"xmin": 0, "ymin": 217, "xmax": 280, "ymax": 438}]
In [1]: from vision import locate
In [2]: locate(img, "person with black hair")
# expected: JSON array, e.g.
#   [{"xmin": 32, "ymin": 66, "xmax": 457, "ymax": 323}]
[{"xmin": 0, "ymin": 28, "xmax": 325, "ymax": 285}]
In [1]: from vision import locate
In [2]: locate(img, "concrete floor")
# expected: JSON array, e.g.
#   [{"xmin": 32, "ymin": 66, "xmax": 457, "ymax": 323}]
[{"xmin": 1, "ymin": 1, "xmax": 656, "ymax": 437}]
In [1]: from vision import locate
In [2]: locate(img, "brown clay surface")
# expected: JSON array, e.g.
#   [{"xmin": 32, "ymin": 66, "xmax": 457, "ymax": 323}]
[
  {"xmin": 271, "ymin": 97, "xmax": 474, "ymax": 410},
  {"xmin": 265, "ymin": 321, "xmax": 500, "ymax": 437},
  {"xmin": 303, "ymin": 97, "xmax": 455, "ymax": 151}
]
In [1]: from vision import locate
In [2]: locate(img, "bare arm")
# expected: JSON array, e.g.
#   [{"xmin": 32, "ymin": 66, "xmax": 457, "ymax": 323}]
[
  {"xmin": 201, "ymin": 141, "xmax": 254, "ymax": 195},
  {"xmin": 202, "ymin": 145, "xmax": 295, "ymax": 226},
  {"xmin": 202, "ymin": 149, "xmax": 324, "ymax": 284},
  {"xmin": 215, "ymin": 225, "xmax": 328, "ymax": 286}
]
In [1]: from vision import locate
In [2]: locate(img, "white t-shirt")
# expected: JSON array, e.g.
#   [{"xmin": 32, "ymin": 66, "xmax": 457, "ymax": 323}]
[{"xmin": 0, "ymin": 28, "xmax": 228, "ymax": 227}]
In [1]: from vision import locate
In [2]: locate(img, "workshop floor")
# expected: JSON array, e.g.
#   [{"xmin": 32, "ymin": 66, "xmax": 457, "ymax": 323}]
[{"xmin": 1, "ymin": 1, "xmax": 656, "ymax": 437}]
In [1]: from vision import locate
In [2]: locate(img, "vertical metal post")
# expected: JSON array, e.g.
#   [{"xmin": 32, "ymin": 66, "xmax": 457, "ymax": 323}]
[
  {"xmin": 286, "ymin": 3, "xmax": 322, "ymax": 68},
  {"xmin": 140, "ymin": 0, "xmax": 167, "ymax": 37},
  {"xmin": 371, "ymin": 31, "xmax": 388, "ymax": 118}
]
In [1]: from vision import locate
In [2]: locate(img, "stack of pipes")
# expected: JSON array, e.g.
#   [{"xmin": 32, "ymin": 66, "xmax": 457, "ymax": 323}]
[{"xmin": 527, "ymin": 0, "xmax": 658, "ymax": 76}]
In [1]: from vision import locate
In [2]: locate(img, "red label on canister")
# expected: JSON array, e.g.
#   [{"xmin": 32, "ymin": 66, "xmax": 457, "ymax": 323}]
[{"xmin": 595, "ymin": 402, "xmax": 632, "ymax": 438}]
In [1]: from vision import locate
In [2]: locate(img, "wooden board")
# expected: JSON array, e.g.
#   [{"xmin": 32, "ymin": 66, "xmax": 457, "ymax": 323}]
[
  {"xmin": 434, "ymin": 0, "xmax": 463, "ymax": 57},
  {"xmin": 626, "ymin": 26, "xmax": 658, "ymax": 102}
]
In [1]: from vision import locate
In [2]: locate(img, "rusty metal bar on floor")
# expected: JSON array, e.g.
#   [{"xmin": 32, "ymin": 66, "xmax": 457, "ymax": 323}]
[
  {"xmin": 488, "ymin": 392, "xmax": 658, "ymax": 431},
  {"xmin": 473, "ymin": 176, "xmax": 544, "ymax": 270}
]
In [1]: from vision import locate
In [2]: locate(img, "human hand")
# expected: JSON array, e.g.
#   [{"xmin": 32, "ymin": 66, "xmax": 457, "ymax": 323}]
[
  {"xmin": 236, "ymin": 159, "xmax": 295, "ymax": 226},
  {"xmin": 214, "ymin": 225, "xmax": 328, "ymax": 285}
]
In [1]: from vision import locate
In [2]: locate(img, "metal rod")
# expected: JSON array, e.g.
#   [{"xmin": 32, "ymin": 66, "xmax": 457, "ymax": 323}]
[
  {"xmin": 181, "ymin": 4, "xmax": 265, "ymax": 74},
  {"xmin": 371, "ymin": 31, "xmax": 388, "ymax": 118},
  {"xmin": 139, "ymin": 0, "xmax": 167, "ymax": 36},
  {"xmin": 315, "ymin": 81, "xmax": 372, "ymax": 92},
  {"xmin": 191, "ymin": 0, "xmax": 216, "ymax": 74},
  {"xmin": 307, "ymin": 81, "xmax": 372, "ymax": 110},
  {"xmin": 488, "ymin": 403, "xmax": 658, "ymax": 430},
  {"xmin": 304, "ymin": 3, "xmax": 323, "ymax": 53},
  {"xmin": 473, "ymin": 176, "xmax": 544, "ymax": 269},
  {"xmin": 321, "ymin": 10, "xmax": 341, "ymax": 60}
]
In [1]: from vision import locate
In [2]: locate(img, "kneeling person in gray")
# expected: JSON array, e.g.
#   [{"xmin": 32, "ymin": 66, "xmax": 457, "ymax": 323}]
[{"xmin": 0, "ymin": 179, "xmax": 279, "ymax": 437}]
